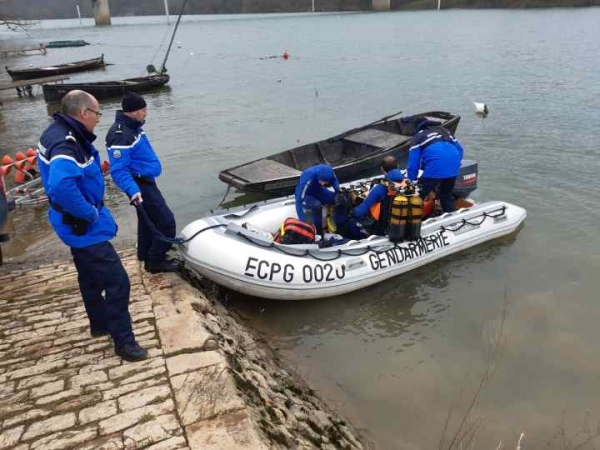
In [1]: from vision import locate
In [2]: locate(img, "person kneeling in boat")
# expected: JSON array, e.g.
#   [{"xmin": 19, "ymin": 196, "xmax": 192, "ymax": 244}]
[
  {"xmin": 295, "ymin": 164, "xmax": 339, "ymax": 235},
  {"xmin": 344, "ymin": 156, "xmax": 406, "ymax": 239},
  {"xmin": 406, "ymin": 118, "xmax": 464, "ymax": 213}
]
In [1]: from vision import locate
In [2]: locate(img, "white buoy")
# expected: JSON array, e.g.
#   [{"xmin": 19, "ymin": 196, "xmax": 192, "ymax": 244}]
[{"xmin": 474, "ymin": 101, "xmax": 489, "ymax": 115}]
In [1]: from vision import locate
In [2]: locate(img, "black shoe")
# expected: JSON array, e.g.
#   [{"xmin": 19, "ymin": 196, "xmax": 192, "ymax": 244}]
[
  {"xmin": 91, "ymin": 329, "xmax": 109, "ymax": 338},
  {"xmin": 115, "ymin": 342, "xmax": 148, "ymax": 362},
  {"xmin": 144, "ymin": 259, "xmax": 180, "ymax": 274}
]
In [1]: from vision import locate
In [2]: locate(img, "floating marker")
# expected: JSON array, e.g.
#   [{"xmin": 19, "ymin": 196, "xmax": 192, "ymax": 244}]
[{"xmin": 474, "ymin": 101, "xmax": 489, "ymax": 115}]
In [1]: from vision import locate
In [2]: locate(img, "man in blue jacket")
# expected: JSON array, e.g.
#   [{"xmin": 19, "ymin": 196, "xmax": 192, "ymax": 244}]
[
  {"xmin": 106, "ymin": 93, "xmax": 178, "ymax": 274},
  {"xmin": 345, "ymin": 156, "xmax": 405, "ymax": 238},
  {"xmin": 406, "ymin": 119, "xmax": 464, "ymax": 212},
  {"xmin": 295, "ymin": 164, "xmax": 339, "ymax": 234},
  {"xmin": 38, "ymin": 90, "xmax": 147, "ymax": 362}
]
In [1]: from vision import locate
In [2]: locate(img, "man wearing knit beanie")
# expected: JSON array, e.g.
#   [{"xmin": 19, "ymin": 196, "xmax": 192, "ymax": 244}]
[{"xmin": 105, "ymin": 92, "xmax": 179, "ymax": 274}]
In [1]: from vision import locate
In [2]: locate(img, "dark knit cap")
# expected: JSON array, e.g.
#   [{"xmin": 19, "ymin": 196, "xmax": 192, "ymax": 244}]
[{"xmin": 122, "ymin": 92, "xmax": 147, "ymax": 113}]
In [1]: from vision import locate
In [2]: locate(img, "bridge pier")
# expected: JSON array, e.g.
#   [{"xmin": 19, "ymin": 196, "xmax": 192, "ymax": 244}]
[
  {"xmin": 92, "ymin": 0, "xmax": 111, "ymax": 26},
  {"xmin": 372, "ymin": 0, "xmax": 390, "ymax": 10}
]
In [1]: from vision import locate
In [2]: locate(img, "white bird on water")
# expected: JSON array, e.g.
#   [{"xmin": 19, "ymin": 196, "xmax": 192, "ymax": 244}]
[{"xmin": 474, "ymin": 101, "xmax": 489, "ymax": 115}]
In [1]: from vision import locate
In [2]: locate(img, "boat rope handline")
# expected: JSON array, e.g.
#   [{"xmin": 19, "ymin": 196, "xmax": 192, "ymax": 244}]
[
  {"xmin": 234, "ymin": 206, "xmax": 508, "ymax": 261},
  {"xmin": 132, "ymin": 202, "xmax": 225, "ymax": 245}
]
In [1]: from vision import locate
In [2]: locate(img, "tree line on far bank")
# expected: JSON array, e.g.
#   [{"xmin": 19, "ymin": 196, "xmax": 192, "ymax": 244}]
[{"xmin": 2, "ymin": 0, "xmax": 599, "ymax": 21}]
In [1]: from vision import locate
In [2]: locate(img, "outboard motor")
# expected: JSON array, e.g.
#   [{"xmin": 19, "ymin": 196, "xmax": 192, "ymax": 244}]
[{"xmin": 453, "ymin": 159, "xmax": 478, "ymax": 199}]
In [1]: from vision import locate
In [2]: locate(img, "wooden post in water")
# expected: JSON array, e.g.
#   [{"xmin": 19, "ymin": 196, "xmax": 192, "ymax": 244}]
[
  {"xmin": 164, "ymin": 0, "xmax": 170, "ymax": 23},
  {"xmin": 76, "ymin": 5, "xmax": 82, "ymax": 24},
  {"xmin": 91, "ymin": 0, "xmax": 111, "ymax": 26},
  {"xmin": 372, "ymin": 0, "xmax": 390, "ymax": 10}
]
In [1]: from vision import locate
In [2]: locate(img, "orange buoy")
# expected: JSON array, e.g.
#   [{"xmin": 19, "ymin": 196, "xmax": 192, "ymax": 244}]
[
  {"xmin": 101, "ymin": 160, "xmax": 110, "ymax": 174},
  {"xmin": 26, "ymin": 148, "xmax": 36, "ymax": 157},
  {"xmin": 1, "ymin": 155, "xmax": 13, "ymax": 166},
  {"xmin": 14, "ymin": 151, "xmax": 25, "ymax": 161},
  {"xmin": 282, "ymin": 52, "xmax": 290, "ymax": 60},
  {"xmin": 0, "ymin": 165, "xmax": 11, "ymax": 177}
]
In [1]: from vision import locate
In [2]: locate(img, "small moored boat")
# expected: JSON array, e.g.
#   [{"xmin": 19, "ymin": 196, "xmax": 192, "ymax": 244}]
[
  {"xmin": 6, "ymin": 55, "xmax": 105, "ymax": 81},
  {"xmin": 46, "ymin": 40, "xmax": 90, "ymax": 48},
  {"xmin": 218, "ymin": 110, "xmax": 460, "ymax": 195},
  {"xmin": 178, "ymin": 169, "xmax": 525, "ymax": 301},
  {"xmin": 42, "ymin": 73, "xmax": 170, "ymax": 102}
]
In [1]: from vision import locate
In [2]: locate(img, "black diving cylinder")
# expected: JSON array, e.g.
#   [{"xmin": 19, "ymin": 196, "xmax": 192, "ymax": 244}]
[
  {"xmin": 405, "ymin": 194, "xmax": 424, "ymax": 241},
  {"xmin": 388, "ymin": 194, "xmax": 408, "ymax": 243}
]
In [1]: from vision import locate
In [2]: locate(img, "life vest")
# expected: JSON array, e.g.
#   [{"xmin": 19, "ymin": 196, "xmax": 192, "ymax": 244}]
[{"xmin": 274, "ymin": 218, "xmax": 316, "ymax": 244}]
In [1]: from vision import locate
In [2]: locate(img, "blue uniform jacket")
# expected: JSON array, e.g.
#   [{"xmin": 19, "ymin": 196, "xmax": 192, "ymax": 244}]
[
  {"xmin": 106, "ymin": 111, "xmax": 162, "ymax": 198},
  {"xmin": 294, "ymin": 164, "xmax": 339, "ymax": 221},
  {"xmin": 38, "ymin": 113, "xmax": 117, "ymax": 248},
  {"xmin": 352, "ymin": 169, "xmax": 405, "ymax": 220},
  {"xmin": 406, "ymin": 127, "xmax": 464, "ymax": 181}
]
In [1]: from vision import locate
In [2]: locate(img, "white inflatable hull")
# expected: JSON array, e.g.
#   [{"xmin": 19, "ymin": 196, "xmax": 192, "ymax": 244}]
[{"xmin": 178, "ymin": 195, "xmax": 526, "ymax": 301}]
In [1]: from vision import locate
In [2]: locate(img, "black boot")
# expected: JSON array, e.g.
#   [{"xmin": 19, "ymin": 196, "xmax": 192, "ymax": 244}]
[
  {"xmin": 115, "ymin": 342, "xmax": 148, "ymax": 362},
  {"xmin": 144, "ymin": 259, "xmax": 180, "ymax": 274}
]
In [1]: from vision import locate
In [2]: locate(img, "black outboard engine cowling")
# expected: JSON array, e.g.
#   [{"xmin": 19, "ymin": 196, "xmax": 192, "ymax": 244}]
[{"xmin": 453, "ymin": 159, "xmax": 478, "ymax": 199}]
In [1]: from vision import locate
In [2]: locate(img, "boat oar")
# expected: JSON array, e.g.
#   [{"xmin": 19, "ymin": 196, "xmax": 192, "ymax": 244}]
[{"xmin": 327, "ymin": 110, "xmax": 403, "ymax": 143}]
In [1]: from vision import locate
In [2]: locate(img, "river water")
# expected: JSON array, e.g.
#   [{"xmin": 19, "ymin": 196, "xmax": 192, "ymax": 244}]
[{"xmin": 2, "ymin": 8, "xmax": 600, "ymax": 448}]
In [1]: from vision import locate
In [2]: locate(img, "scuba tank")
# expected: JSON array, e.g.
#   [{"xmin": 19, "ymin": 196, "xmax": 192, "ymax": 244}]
[
  {"xmin": 388, "ymin": 194, "xmax": 408, "ymax": 243},
  {"xmin": 406, "ymin": 194, "xmax": 423, "ymax": 241}
]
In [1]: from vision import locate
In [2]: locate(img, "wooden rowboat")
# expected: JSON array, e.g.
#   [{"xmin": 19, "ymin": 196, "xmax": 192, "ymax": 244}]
[
  {"xmin": 42, "ymin": 73, "xmax": 170, "ymax": 102},
  {"xmin": 6, "ymin": 55, "xmax": 105, "ymax": 81},
  {"xmin": 219, "ymin": 110, "xmax": 461, "ymax": 195}
]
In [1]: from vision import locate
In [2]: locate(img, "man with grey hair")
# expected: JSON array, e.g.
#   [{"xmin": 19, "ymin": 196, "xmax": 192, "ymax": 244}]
[{"xmin": 37, "ymin": 90, "xmax": 148, "ymax": 362}]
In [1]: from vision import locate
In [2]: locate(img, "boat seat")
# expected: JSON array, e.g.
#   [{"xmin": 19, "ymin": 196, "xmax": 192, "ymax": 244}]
[
  {"xmin": 228, "ymin": 159, "xmax": 301, "ymax": 183},
  {"xmin": 343, "ymin": 128, "xmax": 411, "ymax": 150}
]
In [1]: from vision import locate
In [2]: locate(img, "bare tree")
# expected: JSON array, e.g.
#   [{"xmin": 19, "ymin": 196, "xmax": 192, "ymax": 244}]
[{"xmin": 0, "ymin": 1, "xmax": 35, "ymax": 32}]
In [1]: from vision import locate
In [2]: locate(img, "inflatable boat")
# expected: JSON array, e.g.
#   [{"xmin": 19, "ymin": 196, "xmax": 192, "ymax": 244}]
[{"xmin": 178, "ymin": 172, "xmax": 526, "ymax": 301}]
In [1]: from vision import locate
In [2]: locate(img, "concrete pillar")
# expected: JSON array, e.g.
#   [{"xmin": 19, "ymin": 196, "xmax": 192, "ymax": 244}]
[
  {"xmin": 372, "ymin": 0, "xmax": 390, "ymax": 10},
  {"xmin": 92, "ymin": 0, "xmax": 111, "ymax": 26}
]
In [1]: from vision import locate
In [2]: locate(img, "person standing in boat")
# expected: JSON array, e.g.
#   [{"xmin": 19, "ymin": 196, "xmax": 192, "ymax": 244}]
[
  {"xmin": 37, "ymin": 90, "xmax": 147, "ymax": 362},
  {"xmin": 344, "ymin": 156, "xmax": 406, "ymax": 238},
  {"xmin": 295, "ymin": 164, "xmax": 339, "ymax": 234},
  {"xmin": 106, "ymin": 92, "xmax": 178, "ymax": 274},
  {"xmin": 406, "ymin": 119, "xmax": 464, "ymax": 213}
]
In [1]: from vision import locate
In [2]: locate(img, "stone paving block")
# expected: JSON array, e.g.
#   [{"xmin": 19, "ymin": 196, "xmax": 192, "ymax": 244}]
[
  {"xmin": 38, "ymin": 348, "xmax": 83, "ymax": 364},
  {"xmin": 122, "ymin": 413, "xmax": 182, "ymax": 449},
  {"xmin": 79, "ymin": 434, "xmax": 125, "ymax": 450},
  {"xmin": 21, "ymin": 412, "xmax": 76, "ymax": 440},
  {"xmin": 98, "ymin": 399, "xmax": 175, "ymax": 436},
  {"xmin": 79, "ymin": 356, "xmax": 122, "ymax": 374},
  {"xmin": 35, "ymin": 388, "xmax": 82, "ymax": 406},
  {"xmin": 103, "ymin": 376, "xmax": 168, "ymax": 401},
  {"xmin": 156, "ymin": 314, "xmax": 212, "ymax": 356},
  {"xmin": 185, "ymin": 409, "xmax": 268, "ymax": 450},
  {"xmin": 0, "ymin": 425, "xmax": 24, "ymax": 449},
  {"xmin": 29, "ymin": 425, "xmax": 98, "ymax": 450},
  {"xmin": 166, "ymin": 351, "xmax": 224, "ymax": 377},
  {"xmin": 118, "ymin": 384, "xmax": 172, "ymax": 412},
  {"xmin": 70, "ymin": 370, "xmax": 108, "ymax": 389},
  {"xmin": 171, "ymin": 365, "xmax": 245, "ymax": 425},
  {"xmin": 118, "ymin": 366, "xmax": 167, "ymax": 386},
  {"xmin": 0, "ymin": 380, "xmax": 14, "ymax": 398},
  {"xmin": 6, "ymin": 360, "xmax": 66, "ymax": 381},
  {"xmin": 30, "ymin": 380, "xmax": 65, "ymax": 399},
  {"xmin": 55, "ymin": 392, "xmax": 102, "ymax": 413},
  {"xmin": 18, "ymin": 373, "xmax": 59, "ymax": 390},
  {"xmin": 3, "ymin": 408, "xmax": 52, "ymax": 428},
  {"xmin": 108, "ymin": 357, "xmax": 164, "ymax": 381},
  {"xmin": 79, "ymin": 399, "xmax": 118, "ymax": 425},
  {"xmin": 145, "ymin": 435, "xmax": 188, "ymax": 450}
]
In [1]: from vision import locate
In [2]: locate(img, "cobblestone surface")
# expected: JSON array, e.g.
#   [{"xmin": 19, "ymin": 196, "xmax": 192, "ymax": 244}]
[{"xmin": 0, "ymin": 249, "xmax": 269, "ymax": 450}]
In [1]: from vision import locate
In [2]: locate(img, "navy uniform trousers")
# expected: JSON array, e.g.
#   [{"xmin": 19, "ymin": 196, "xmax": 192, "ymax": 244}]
[
  {"xmin": 135, "ymin": 179, "xmax": 176, "ymax": 263},
  {"xmin": 420, "ymin": 177, "xmax": 457, "ymax": 213},
  {"xmin": 70, "ymin": 241, "xmax": 134, "ymax": 348}
]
